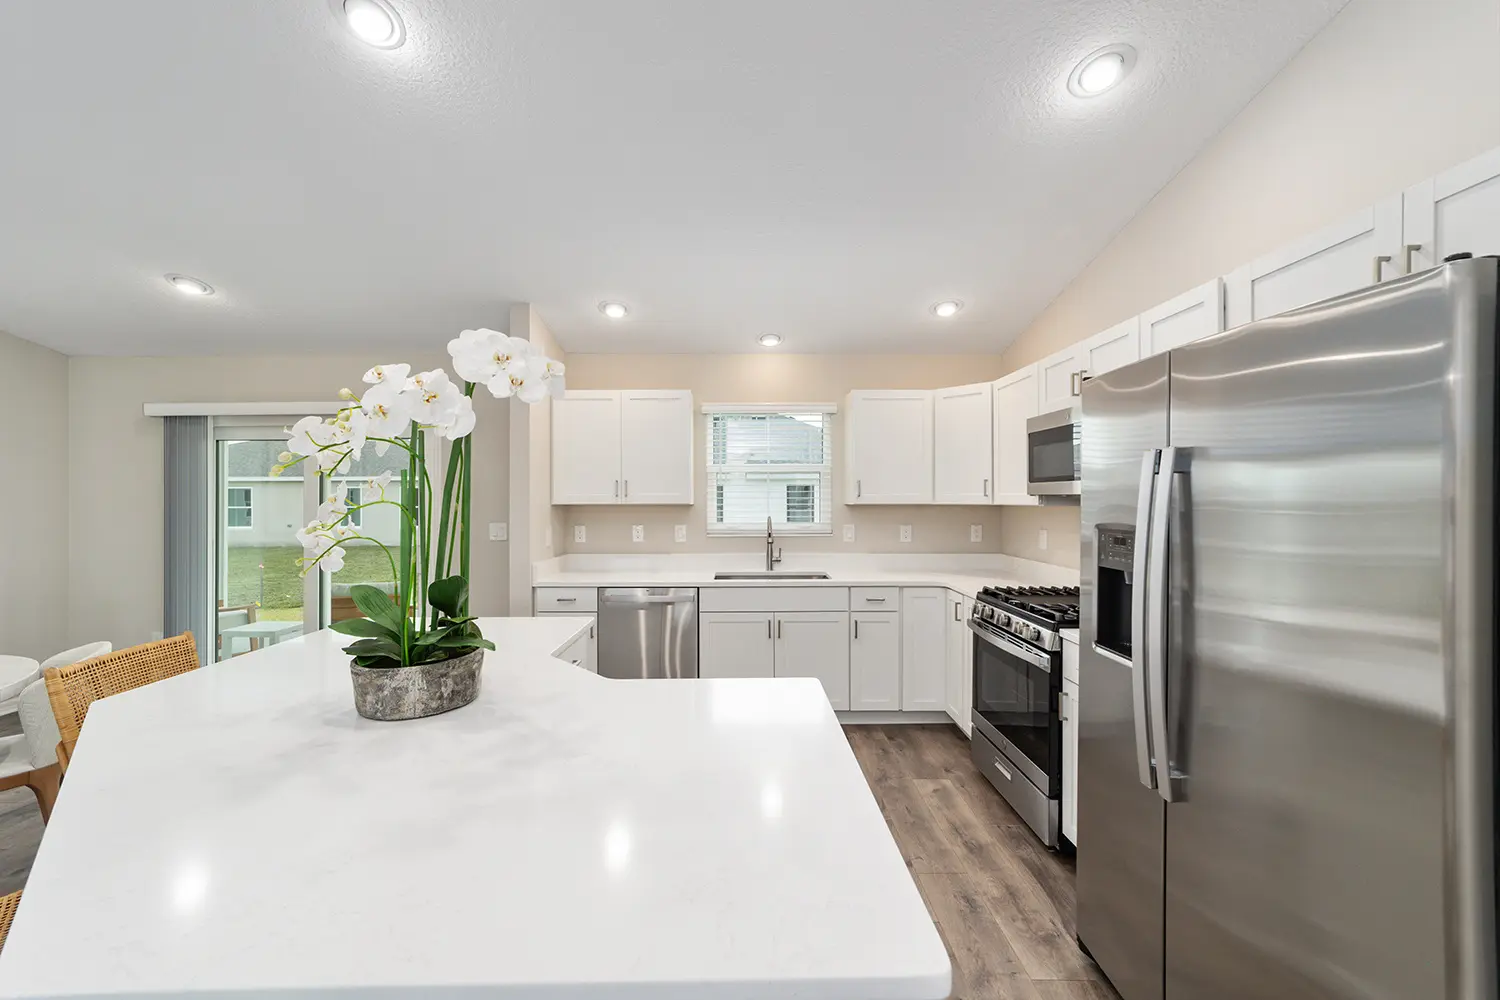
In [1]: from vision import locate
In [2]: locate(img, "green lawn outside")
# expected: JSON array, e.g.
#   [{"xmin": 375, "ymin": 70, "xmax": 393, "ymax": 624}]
[{"xmin": 225, "ymin": 545, "xmax": 395, "ymax": 621}]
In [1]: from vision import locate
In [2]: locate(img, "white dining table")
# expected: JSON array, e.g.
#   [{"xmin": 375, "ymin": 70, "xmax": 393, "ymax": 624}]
[{"xmin": 0, "ymin": 616, "xmax": 950, "ymax": 1000}]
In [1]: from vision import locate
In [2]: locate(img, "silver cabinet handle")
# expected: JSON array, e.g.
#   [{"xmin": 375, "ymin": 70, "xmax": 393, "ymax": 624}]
[
  {"xmin": 776, "ymin": 619, "xmax": 782, "ymax": 640},
  {"xmin": 556, "ymin": 597, "xmax": 576, "ymax": 603},
  {"xmin": 1132, "ymin": 451, "xmax": 1159, "ymax": 790},
  {"xmin": 1373, "ymin": 254, "xmax": 1392, "ymax": 283},
  {"xmin": 1403, "ymin": 243, "xmax": 1423, "ymax": 274},
  {"xmin": 953, "ymin": 600, "xmax": 961, "ymax": 621},
  {"xmin": 613, "ymin": 480, "xmax": 619, "ymax": 498},
  {"xmin": 589, "ymin": 624, "xmax": 594, "ymax": 639},
  {"xmin": 1059, "ymin": 690, "xmax": 1069, "ymax": 723},
  {"xmin": 983, "ymin": 478, "xmax": 989, "ymax": 497},
  {"xmin": 766, "ymin": 619, "xmax": 772, "ymax": 640},
  {"xmin": 1070, "ymin": 371, "xmax": 1081, "ymax": 396},
  {"xmin": 623, "ymin": 480, "xmax": 629, "ymax": 499},
  {"xmin": 853, "ymin": 619, "xmax": 859, "ymax": 640},
  {"xmin": 864, "ymin": 596, "xmax": 886, "ymax": 603},
  {"xmin": 856, "ymin": 479, "xmax": 862, "ymax": 499}
]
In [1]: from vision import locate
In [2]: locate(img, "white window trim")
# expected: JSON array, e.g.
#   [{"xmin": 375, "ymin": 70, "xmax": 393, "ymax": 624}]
[
  {"xmin": 705, "ymin": 405, "xmax": 835, "ymax": 537},
  {"xmin": 225, "ymin": 485, "xmax": 253, "ymax": 530}
]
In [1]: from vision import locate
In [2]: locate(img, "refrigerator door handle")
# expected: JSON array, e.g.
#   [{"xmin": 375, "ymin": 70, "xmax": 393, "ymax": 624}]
[
  {"xmin": 1131, "ymin": 450, "xmax": 1159, "ymax": 789},
  {"xmin": 1148, "ymin": 447, "xmax": 1190, "ymax": 803}
]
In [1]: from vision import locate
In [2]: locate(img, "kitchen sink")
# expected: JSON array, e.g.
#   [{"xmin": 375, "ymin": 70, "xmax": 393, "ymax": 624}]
[{"xmin": 713, "ymin": 571, "xmax": 831, "ymax": 580}]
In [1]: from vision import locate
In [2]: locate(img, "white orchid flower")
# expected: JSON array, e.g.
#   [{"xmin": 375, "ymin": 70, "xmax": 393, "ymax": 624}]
[
  {"xmin": 540, "ymin": 356, "xmax": 567, "ymax": 399},
  {"xmin": 439, "ymin": 394, "xmax": 476, "ymax": 440},
  {"xmin": 316, "ymin": 483, "xmax": 349, "ymax": 526},
  {"xmin": 363, "ymin": 363, "xmax": 411, "ymax": 386},
  {"xmin": 360, "ymin": 381, "xmax": 413, "ymax": 455},
  {"xmin": 295, "ymin": 521, "xmax": 354, "ymax": 574},
  {"xmin": 366, "ymin": 469, "xmax": 396, "ymax": 500},
  {"xmin": 286, "ymin": 415, "xmax": 336, "ymax": 458},
  {"xmin": 408, "ymin": 368, "xmax": 462, "ymax": 427},
  {"xmin": 326, "ymin": 407, "xmax": 368, "ymax": 462},
  {"xmin": 447, "ymin": 329, "xmax": 512, "ymax": 385}
]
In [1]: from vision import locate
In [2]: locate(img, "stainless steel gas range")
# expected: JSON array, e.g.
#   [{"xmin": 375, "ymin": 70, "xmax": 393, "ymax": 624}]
[{"xmin": 968, "ymin": 585, "xmax": 1080, "ymax": 848}]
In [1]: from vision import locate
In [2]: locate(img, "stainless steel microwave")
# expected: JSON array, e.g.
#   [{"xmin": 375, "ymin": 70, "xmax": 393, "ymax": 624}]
[{"xmin": 1026, "ymin": 408, "xmax": 1080, "ymax": 496}]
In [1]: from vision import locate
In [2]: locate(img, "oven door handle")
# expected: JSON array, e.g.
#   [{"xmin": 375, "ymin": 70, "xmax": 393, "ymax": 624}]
[{"xmin": 968, "ymin": 621, "xmax": 1053, "ymax": 672}]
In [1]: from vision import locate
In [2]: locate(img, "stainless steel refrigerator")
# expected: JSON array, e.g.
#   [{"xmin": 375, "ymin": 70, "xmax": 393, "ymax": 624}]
[{"xmin": 1076, "ymin": 257, "xmax": 1498, "ymax": 1000}]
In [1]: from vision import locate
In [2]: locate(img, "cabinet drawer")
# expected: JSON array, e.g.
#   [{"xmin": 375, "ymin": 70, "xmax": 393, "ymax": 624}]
[
  {"xmin": 850, "ymin": 587, "xmax": 899, "ymax": 608},
  {"xmin": 533, "ymin": 587, "xmax": 598, "ymax": 613},
  {"xmin": 700, "ymin": 587, "xmax": 850, "ymax": 613}
]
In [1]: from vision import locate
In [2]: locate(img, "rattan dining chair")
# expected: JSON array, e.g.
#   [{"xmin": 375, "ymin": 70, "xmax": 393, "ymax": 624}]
[
  {"xmin": 43, "ymin": 632, "xmax": 200, "ymax": 774},
  {"xmin": 0, "ymin": 890, "xmax": 20, "ymax": 953}
]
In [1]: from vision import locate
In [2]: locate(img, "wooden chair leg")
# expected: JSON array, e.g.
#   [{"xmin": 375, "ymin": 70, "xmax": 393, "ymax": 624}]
[{"xmin": 24, "ymin": 765, "xmax": 60, "ymax": 824}]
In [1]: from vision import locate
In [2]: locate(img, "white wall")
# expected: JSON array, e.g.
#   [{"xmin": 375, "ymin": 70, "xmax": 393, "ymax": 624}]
[
  {"xmin": 556, "ymin": 353, "xmax": 1009, "ymax": 554},
  {"xmin": 0, "ymin": 330, "xmax": 69, "ymax": 659},
  {"xmin": 995, "ymin": 0, "xmax": 1500, "ymax": 569},
  {"xmin": 67, "ymin": 352, "xmax": 513, "ymax": 649},
  {"xmin": 507, "ymin": 305, "xmax": 567, "ymax": 614}
]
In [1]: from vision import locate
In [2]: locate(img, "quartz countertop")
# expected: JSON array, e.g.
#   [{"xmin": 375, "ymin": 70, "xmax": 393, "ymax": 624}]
[
  {"xmin": 1060, "ymin": 628, "xmax": 1080, "ymax": 645},
  {"xmin": 0, "ymin": 617, "xmax": 950, "ymax": 1000},
  {"xmin": 533, "ymin": 554, "xmax": 1079, "ymax": 598}
]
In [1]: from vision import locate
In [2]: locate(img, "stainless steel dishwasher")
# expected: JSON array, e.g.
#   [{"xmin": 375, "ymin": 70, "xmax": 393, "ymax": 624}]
[{"xmin": 597, "ymin": 588, "xmax": 699, "ymax": 679}]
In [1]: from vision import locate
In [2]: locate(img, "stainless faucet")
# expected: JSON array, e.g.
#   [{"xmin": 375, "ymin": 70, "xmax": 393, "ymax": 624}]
[{"xmin": 766, "ymin": 516, "xmax": 782, "ymax": 572}]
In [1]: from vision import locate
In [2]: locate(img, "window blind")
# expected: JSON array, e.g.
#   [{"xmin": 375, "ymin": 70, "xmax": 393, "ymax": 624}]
[{"xmin": 705, "ymin": 409, "xmax": 833, "ymax": 535}]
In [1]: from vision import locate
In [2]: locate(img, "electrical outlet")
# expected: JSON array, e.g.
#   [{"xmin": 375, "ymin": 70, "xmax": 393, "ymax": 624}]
[
  {"xmin": 899, "ymin": 524, "xmax": 912, "ymax": 543},
  {"xmin": 969, "ymin": 524, "xmax": 982, "ymax": 543},
  {"xmin": 573, "ymin": 525, "xmax": 587, "ymax": 544},
  {"xmin": 1038, "ymin": 528, "xmax": 1049, "ymax": 551},
  {"xmin": 842, "ymin": 524, "xmax": 856, "ymax": 543},
  {"xmin": 488, "ymin": 522, "xmax": 508, "ymax": 541},
  {"xmin": 674, "ymin": 524, "xmax": 687, "ymax": 543},
  {"xmin": 631, "ymin": 524, "xmax": 645, "ymax": 543}
]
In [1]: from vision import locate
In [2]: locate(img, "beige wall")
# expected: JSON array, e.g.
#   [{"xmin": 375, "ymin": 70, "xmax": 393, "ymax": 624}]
[
  {"xmin": 507, "ymin": 305, "xmax": 568, "ymax": 613},
  {"xmin": 994, "ymin": 0, "xmax": 1500, "ymax": 569},
  {"xmin": 0, "ymin": 330, "xmax": 70, "ymax": 659},
  {"xmin": 67, "ymin": 351, "xmax": 512, "ymax": 650},
  {"xmin": 558, "ymin": 354, "xmax": 1010, "ymax": 555}
]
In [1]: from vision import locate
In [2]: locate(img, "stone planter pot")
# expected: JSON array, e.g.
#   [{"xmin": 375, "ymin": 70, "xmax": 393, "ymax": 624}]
[{"xmin": 349, "ymin": 647, "xmax": 483, "ymax": 721}]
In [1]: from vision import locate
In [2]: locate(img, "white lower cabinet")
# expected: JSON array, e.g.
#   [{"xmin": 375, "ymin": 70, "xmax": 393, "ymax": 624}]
[
  {"xmin": 850, "ymin": 612, "xmax": 901, "ymax": 711},
  {"xmin": 775, "ymin": 612, "xmax": 851, "ymax": 711},
  {"xmin": 942, "ymin": 593, "xmax": 972, "ymax": 735},
  {"xmin": 1062, "ymin": 676, "xmax": 1080, "ymax": 846},
  {"xmin": 699, "ymin": 612, "xmax": 776, "ymax": 679},
  {"xmin": 537, "ymin": 613, "xmax": 598, "ymax": 673},
  {"xmin": 900, "ymin": 588, "xmax": 947, "ymax": 712}
]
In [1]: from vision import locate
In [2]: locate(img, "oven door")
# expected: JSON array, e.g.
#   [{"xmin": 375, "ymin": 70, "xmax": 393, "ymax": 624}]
[
  {"xmin": 1026, "ymin": 408, "xmax": 1081, "ymax": 496},
  {"xmin": 969, "ymin": 621, "xmax": 1060, "ymax": 796}
]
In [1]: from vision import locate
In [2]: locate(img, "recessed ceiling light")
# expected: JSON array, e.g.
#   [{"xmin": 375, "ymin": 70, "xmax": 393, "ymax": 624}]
[
  {"xmin": 1068, "ymin": 44, "xmax": 1137, "ymax": 98},
  {"xmin": 342, "ymin": 0, "xmax": 405, "ymax": 48},
  {"xmin": 599, "ymin": 301, "xmax": 629, "ymax": 320},
  {"xmin": 165, "ymin": 274, "xmax": 214, "ymax": 297},
  {"xmin": 758, "ymin": 334, "xmax": 783, "ymax": 347},
  {"xmin": 931, "ymin": 300, "xmax": 963, "ymax": 318}
]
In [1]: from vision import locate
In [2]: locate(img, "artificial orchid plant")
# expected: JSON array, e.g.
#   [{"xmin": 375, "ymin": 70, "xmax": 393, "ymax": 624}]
[{"xmin": 273, "ymin": 329, "xmax": 564, "ymax": 669}]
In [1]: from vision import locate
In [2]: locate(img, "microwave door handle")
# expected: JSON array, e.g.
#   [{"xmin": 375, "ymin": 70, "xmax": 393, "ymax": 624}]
[
  {"xmin": 1148, "ymin": 447, "xmax": 1187, "ymax": 803},
  {"xmin": 1132, "ymin": 451, "xmax": 1159, "ymax": 790}
]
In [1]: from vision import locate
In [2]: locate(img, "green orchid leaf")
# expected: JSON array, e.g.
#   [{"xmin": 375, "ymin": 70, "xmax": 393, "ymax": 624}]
[
  {"xmin": 350, "ymin": 585, "xmax": 405, "ymax": 632},
  {"xmin": 412, "ymin": 626, "xmax": 458, "ymax": 646},
  {"xmin": 330, "ymin": 618, "xmax": 402, "ymax": 641},
  {"xmin": 426, "ymin": 575, "xmax": 468, "ymax": 619},
  {"xmin": 434, "ymin": 636, "xmax": 496, "ymax": 652},
  {"xmin": 341, "ymin": 637, "xmax": 407, "ymax": 663},
  {"xmin": 352, "ymin": 653, "xmax": 402, "ymax": 669}
]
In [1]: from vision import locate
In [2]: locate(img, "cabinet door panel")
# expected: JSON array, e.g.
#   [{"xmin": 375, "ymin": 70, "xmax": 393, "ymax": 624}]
[
  {"xmin": 1404, "ymin": 145, "xmax": 1500, "ymax": 272},
  {"xmin": 775, "ymin": 612, "xmax": 850, "ymax": 710},
  {"xmin": 619, "ymin": 390, "xmax": 693, "ymax": 504},
  {"xmin": 1141, "ymin": 279, "xmax": 1224, "ymax": 356},
  {"xmin": 900, "ymin": 588, "xmax": 947, "ymax": 712},
  {"xmin": 943, "ymin": 594, "xmax": 966, "ymax": 727},
  {"xmin": 934, "ymin": 383, "xmax": 993, "ymax": 504},
  {"xmin": 850, "ymin": 612, "xmax": 901, "ymax": 711},
  {"xmin": 1038, "ymin": 347, "xmax": 1085, "ymax": 412},
  {"xmin": 1063, "ymin": 677, "xmax": 1079, "ymax": 844},
  {"xmin": 699, "ymin": 612, "xmax": 775, "ymax": 679},
  {"xmin": 552, "ymin": 392, "xmax": 621, "ymax": 504},
  {"xmin": 846, "ymin": 391, "xmax": 933, "ymax": 504},
  {"xmin": 1224, "ymin": 197, "xmax": 1402, "ymax": 328},
  {"xmin": 1082, "ymin": 316, "xmax": 1141, "ymax": 379},
  {"xmin": 991, "ymin": 366, "xmax": 1040, "ymax": 506}
]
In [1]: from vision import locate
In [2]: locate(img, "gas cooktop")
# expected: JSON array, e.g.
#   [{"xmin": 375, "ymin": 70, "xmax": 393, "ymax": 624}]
[{"xmin": 971, "ymin": 586, "xmax": 1080, "ymax": 649}]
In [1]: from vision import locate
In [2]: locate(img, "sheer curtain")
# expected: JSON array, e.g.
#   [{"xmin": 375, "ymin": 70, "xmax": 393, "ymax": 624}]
[{"xmin": 163, "ymin": 416, "xmax": 213, "ymax": 663}]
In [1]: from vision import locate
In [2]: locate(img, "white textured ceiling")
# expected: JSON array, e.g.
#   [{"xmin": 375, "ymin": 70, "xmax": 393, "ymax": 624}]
[{"xmin": 0, "ymin": 0, "xmax": 1346, "ymax": 356}]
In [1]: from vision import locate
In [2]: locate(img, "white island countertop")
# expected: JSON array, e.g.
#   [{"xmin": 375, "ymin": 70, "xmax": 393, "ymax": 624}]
[{"xmin": 0, "ymin": 617, "xmax": 950, "ymax": 1000}]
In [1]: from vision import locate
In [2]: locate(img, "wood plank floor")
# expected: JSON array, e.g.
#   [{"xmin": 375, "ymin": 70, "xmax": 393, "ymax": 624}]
[{"xmin": 846, "ymin": 724, "xmax": 1117, "ymax": 1000}]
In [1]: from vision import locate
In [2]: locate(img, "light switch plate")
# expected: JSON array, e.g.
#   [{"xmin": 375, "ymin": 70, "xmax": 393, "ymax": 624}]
[
  {"xmin": 488, "ymin": 522, "xmax": 508, "ymax": 542},
  {"xmin": 573, "ymin": 525, "xmax": 587, "ymax": 544},
  {"xmin": 631, "ymin": 524, "xmax": 645, "ymax": 543},
  {"xmin": 899, "ymin": 524, "xmax": 912, "ymax": 543},
  {"xmin": 674, "ymin": 524, "xmax": 687, "ymax": 543},
  {"xmin": 842, "ymin": 524, "xmax": 856, "ymax": 542},
  {"xmin": 1038, "ymin": 528, "xmax": 1049, "ymax": 551},
  {"xmin": 969, "ymin": 524, "xmax": 982, "ymax": 543}
]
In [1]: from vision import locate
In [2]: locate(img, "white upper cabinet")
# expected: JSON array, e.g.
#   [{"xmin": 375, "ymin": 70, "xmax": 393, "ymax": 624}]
[
  {"xmin": 991, "ymin": 365, "xmax": 1039, "ymax": 507},
  {"xmin": 1081, "ymin": 316, "xmax": 1141, "ymax": 379},
  {"xmin": 845, "ymin": 390, "xmax": 933, "ymax": 504},
  {"xmin": 1140, "ymin": 279, "xmax": 1224, "ymax": 356},
  {"xmin": 552, "ymin": 391, "xmax": 624, "ymax": 505},
  {"xmin": 1037, "ymin": 345, "xmax": 1086, "ymax": 413},
  {"xmin": 619, "ymin": 390, "xmax": 694, "ymax": 504},
  {"xmin": 1225, "ymin": 196, "xmax": 1403, "ymax": 329},
  {"xmin": 552, "ymin": 390, "xmax": 693, "ymax": 505},
  {"xmin": 933, "ymin": 382, "xmax": 993, "ymax": 504},
  {"xmin": 1404, "ymin": 145, "xmax": 1500, "ymax": 272}
]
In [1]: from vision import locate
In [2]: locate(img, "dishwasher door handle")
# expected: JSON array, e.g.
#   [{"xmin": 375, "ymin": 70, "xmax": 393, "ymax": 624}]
[{"xmin": 601, "ymin": 595, "xmax": 694, "ymax": 606}]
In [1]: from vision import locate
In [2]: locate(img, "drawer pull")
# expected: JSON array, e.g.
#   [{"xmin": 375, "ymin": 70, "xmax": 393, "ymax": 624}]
[{"xmin": 994, "ymin": 758, "xmax": 1012, "ymax": 781}]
